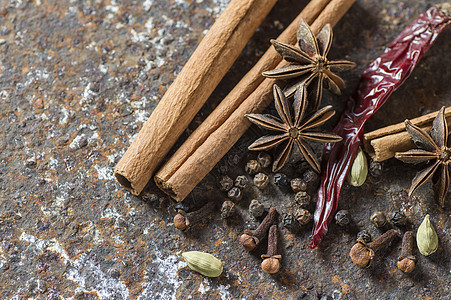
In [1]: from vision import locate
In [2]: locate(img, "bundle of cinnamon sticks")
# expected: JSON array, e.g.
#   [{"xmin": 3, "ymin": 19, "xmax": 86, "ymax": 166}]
[
  {"xmin": 115, "ymin": 0, "xmax": 356, "ymax": 201},
  {"xmin": 364, "ymin": 107, "xmax": 451, "ymax": 162}
]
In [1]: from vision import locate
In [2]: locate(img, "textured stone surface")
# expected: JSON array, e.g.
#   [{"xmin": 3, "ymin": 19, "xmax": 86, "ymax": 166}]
[{"xmin": 0, "ymin": 0, "xmax": 449, "ymax": 299}]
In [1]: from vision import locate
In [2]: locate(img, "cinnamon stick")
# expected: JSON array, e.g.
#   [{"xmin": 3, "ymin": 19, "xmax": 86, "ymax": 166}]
[
  {"xmin": 114, "ymin": 0, "xmax": 278, "ymax": 195},
  {"xmin": 155, "ymin": 0, "xmax": 331, "ymax": 187},
  {"xmin": 156, "ymin": 0, "xmax": 356, "ymax": 201},
  {"xmin": 363, "ymin": 107, "xmax": 451, "ymax": 162}
]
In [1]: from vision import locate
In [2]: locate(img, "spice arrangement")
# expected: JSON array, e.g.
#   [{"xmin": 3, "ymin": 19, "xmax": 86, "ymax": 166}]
[
  {"xmin": 310, "ymin": 4, "xmax": 451, "ymax": 248},
  {"xmin": 113, "ymin": 0, "xmax": 450, "ymax": 283}
]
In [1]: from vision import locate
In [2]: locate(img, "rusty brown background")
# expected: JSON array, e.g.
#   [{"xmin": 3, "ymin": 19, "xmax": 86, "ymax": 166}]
[{"xmin": 0, "ymin": 0, "xmax": 449, "ymax": 299}]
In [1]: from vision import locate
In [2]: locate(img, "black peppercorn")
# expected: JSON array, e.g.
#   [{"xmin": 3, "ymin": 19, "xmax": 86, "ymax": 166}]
[
  {"xmin": 227, "ymin": 187, "xmax": 242, "ymax": 202},
  {"xmin": 254, "ymin": 173, "xmax": 269, "ymax": 189},
  {"xmin": 291, "ymin": 178, "xmax": 307, "ymax": 193},
  {"xmin": 257, "ymin": 152, "xmax": 272, "ymax": 168},
  {"xmin": 370, "ymin": 211, "xmax": 387, "ymax": 228},
  {"xmin": 273, "ymin": 173, "xmax": 288, "ymax": 186},
  {"xmin": 335, "ymin": 210, "xmax": 351, "ymax": 226},
  {"xmin": 369, "ymin": 160, "xmax": 383, "ymax": 177},
  {"xmin": 219, "ymin": 175, "xmax": 233, "ymax": 192},
  {"xmin": 294, "ymin": 209, "xmax": 312, "ymax": 226},
  {"xmin": 294, "ymin": 191, "xmax": 311, "ymax": 208},
  {"xmin": 281, "ymin": 212, "xmax": 300, "ymax": 232},
  {"xmin": 234, "ymin": 175, "xmax": 249, "ymax": 189},
  {"xmin": 245, "ymin": 160, "xmax": 261, "ymax": 175},
  {"xmin": 390, "ymin": 211, "xmax": 407, "ymax": 226},
  {"xmin": 249, "ymin": 200, "xmax": 265, "ymax": 218},
  {"xmin": 221, "ymin": 200, "xmax": 236, "ymax": 219},
  {"xmin": 303, "ymin": 170, "xmax": 318, "ymax": 184},
  {"xmin": 357, "ymin": 230, "xmax": 372, "ymax": 244}
]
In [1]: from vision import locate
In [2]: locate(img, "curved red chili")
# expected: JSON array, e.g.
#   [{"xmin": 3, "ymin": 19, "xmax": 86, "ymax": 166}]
[{"xmin": 309, "ymin": 4, "xmax": 451, "ymax": 249}]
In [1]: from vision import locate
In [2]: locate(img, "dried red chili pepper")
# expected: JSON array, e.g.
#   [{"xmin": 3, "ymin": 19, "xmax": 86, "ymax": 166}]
[{"xmin": 309, "ymin": 4, "xmax": 451, "ymax": 249}]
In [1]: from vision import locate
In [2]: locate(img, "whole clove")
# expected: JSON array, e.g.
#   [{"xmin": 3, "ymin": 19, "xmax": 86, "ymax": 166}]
[
  {"xmin": 261, "ymin": 225, "xmax": 281, "ymax": 274},
  {"xmin": 397, "ymin": 231, "xmax": 416, "ymax": 273},
  {"xmin": 350, "ymin": 229, "xmax": 399, "ymax": 267},
  {"xmin": 174, "ymin": 201, "xmax": 216, "ymax": 231},
  {"xmin": 240, "ymin": 207, "xmax": 277, "ymax": 251}
]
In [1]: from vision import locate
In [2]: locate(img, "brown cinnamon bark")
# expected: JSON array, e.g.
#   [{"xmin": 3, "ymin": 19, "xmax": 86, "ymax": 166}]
[
  {"xmin": 155, "ymin": 0, "xmax": 331, "ymax": 188},
  {"xmin": 363, "ymin": 107, "xmax": 451, "ymax": 162},
  {"xmin": 114, "ymin": 0, "xmax": 278, "ymax": 195},
  {"xmin": 156, "ymin": 0, "xmax": 356, "ymax": 201}
]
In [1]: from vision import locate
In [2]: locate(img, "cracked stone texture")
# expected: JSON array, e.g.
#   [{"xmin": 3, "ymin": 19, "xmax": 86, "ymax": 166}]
[{"xmin": 0, "ymin": 0, "xmax": 450, "ymax": 299}]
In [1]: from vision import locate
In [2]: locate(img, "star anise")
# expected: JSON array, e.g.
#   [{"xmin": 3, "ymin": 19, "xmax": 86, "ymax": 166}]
[
  {"xmin": 246, "ymin": 84, "xmax": 342, "ymax": 173},
  {"xmin": 263, "ymin": 19, "xmax": 355, "ymax": 111},
  {"xmin": 395, "ymin": 107, "xmax": 450, "ymax": 208}
]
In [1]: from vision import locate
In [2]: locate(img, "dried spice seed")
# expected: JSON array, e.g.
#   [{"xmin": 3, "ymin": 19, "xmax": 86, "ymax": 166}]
[
  {"xmin": 370, "ymin": 211, "xmax": 387, "ymax": 228},
  {"xmin": 369, "ymin": 160, "xmax": 383, "ymax": 177},
  {"xmin": 246, "ymin": 85, "xmax": 341, "ymax": 172},
  {"xmin": 309, "ymin": 6, "xmax": 451, "ymax": 248},
  {"xmin": 234, "ymin": 175, "xmax": 249, "ymax": 189},
  {"xmin": 395, "ymin": 107, "xmax": 451, "ymax": 208},
  {"xmin": 334, "ymin": 210, "xmax": 351, "ymax": 227},
  {"xmin": 416, "ymin": 215, "xmax": 438, "ymax": 256},
  {"xmin": 221, "ymin": 200, "xmax": 236, "ymax": 219},
  {"xmin": 257, "ymin": 152, "xmax": 272, "ymax": 168},
  {"xmin": 182, "ymin": 251, "xmax": 223, "ymax": 277},
  {"xmin": 240, "ymin": 207, "xmax": 278, "ymax": 251},
  {"xmin": 291, "ymin": 178, "xmax": 307, "ymax": 193},
  {"xmin": 245, "ymin": 159, "xmax": 262, "ymax": 175},
  {"xmin": 390, "ymin": 211, "xmax": 407, "ymax": 226},
  {"xmin": 294, "ymin": 191, "xmax": 311, "ymax": 207},
  {"xmin": 254, "ymin": 173, "xmax": 269, "ymax": 189},
  {"xmin": 263, "ymin": 19, "xmax": 355, "ymax": 110},
  {"xmin": 227, "ymin": 187, "xmax": 242, "ymax": 202},
  {"xmin": 174, "ymin": 202, "xmax": 216, "ymax": 231},
  {"xmin": 303, "ymin": 169, "xmax": 318, "ymax": 184},
  {"xmin": 397, "ymin": 231, "xmax": 416, "ymax": 273},
  {"xmin": 350, "ymin": 229, "xmax": 399, "ymax": 268},
  {"xmin": 261, "ymin": 225, "xmax": 282, "ymax": 274},
  {"xmin": 281, "ymin": 212, "xmax": 300, "ymax": 232},
  {"xmin": 273, "ymin": 173, "xmax": 288, "ymax": 186},
  {"xmin": 357, "ymin": 230, "xmax": 372, "ymax": 244},
  {"xmin": 249, "ymin": 200, "xmax": 265, "ymax": 218},
  {"xmin": 346, "ymin": 147, "xmax": 368, "ymax": 187},
  {"xmin": 294, "ymin": 208, "xmax": 312, "ymax": 226},
  {"xmin": 219, "ymin": 175, "xmax": 234, "ymax": 192}
]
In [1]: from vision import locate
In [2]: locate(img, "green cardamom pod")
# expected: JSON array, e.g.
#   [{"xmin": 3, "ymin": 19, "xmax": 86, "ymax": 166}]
[
  {"xmin": 416, "ymin": 215, "xmax": 438, "ymax": 256},
  {"xmin": 181, "ymin": 251, "xmax": 223, "ymax": 277},
  {"xmin": 346, "ymin": 147, "xmax": 368, "ymax": 187}
]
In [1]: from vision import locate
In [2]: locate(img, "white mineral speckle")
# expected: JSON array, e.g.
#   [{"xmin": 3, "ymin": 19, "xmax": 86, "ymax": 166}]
[{"xmin": 93, "ymin": 164, "xmax": 115, "ymax": 181}]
